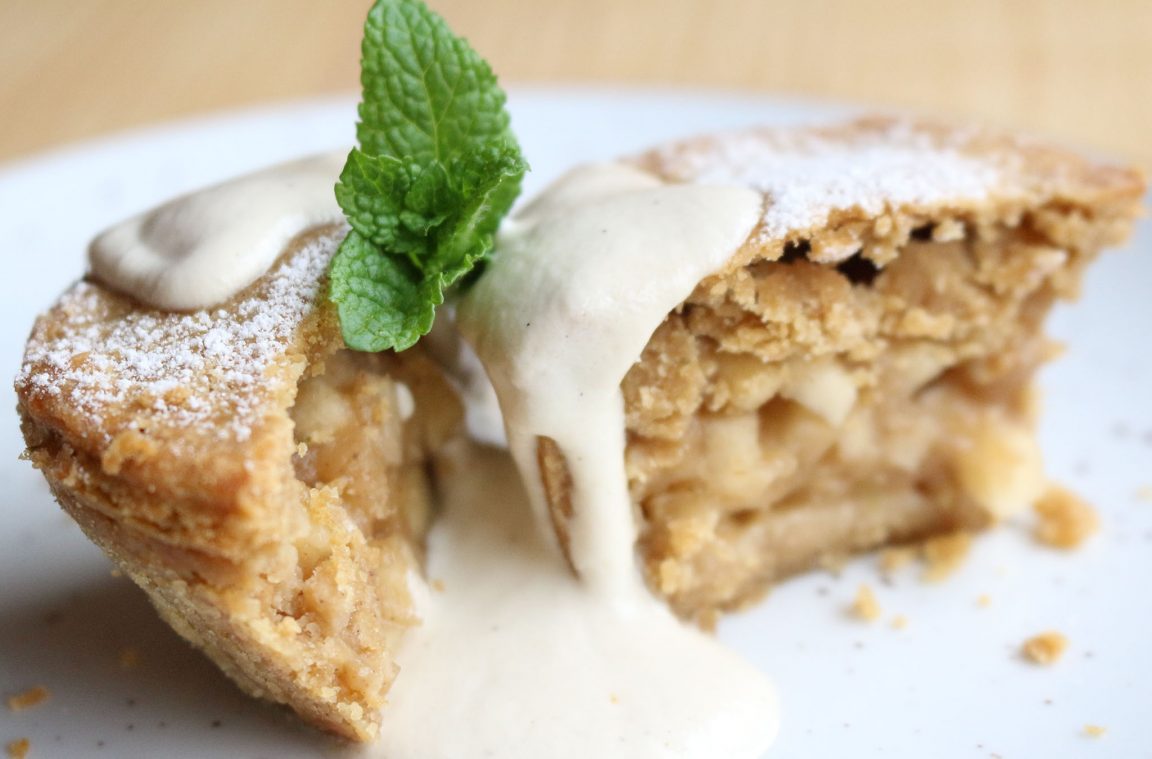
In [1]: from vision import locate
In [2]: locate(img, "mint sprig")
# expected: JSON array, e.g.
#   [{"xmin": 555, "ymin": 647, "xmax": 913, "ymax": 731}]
[{"xmin": 330, "ymin": 0, "xmax": 527, "ymax": 352}]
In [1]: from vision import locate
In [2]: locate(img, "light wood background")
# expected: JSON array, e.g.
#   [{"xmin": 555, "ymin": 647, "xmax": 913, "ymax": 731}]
[{"xmin": 2, "ymin": 0, "xmax": 1150, "ymax": 165}]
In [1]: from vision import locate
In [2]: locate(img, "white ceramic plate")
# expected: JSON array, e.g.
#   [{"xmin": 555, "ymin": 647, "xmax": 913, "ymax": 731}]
[{"xmin": 1, "ymin": 90, "xmax": 1149, "ymax": 759}]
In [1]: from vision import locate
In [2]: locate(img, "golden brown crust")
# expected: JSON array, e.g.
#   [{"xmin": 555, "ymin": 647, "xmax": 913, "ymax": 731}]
[
  {"xmin": 17, "ymin": 228, "xmax": 347, "ymax": 564},
  {"xmin": 15, "ymin": 228, "xmax": 462, "ymax": 741},
  {"xmin": 635, "ymin": 116, "xmax": 1145, "ymax": 271}
]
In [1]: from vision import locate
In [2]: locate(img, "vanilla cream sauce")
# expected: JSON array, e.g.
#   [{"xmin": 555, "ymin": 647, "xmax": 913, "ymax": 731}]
[
  {"xmin": 89, "ymin": 152, "xmax": 346, "ymax": 310},
  {"xmin": 457, "ymin": 163, "xmax": 763, "ymax": 599}
]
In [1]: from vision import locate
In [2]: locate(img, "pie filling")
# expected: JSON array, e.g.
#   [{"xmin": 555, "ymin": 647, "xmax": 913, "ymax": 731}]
[{"xmin": 626, "ymin": 209, "xmax": 1116, "ymax": 620}]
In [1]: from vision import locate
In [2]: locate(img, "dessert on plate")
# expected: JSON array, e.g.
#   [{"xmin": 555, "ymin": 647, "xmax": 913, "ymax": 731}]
[{"xmin": 12, "ymin": 0, "xmax": 1145, "ymax": 754}]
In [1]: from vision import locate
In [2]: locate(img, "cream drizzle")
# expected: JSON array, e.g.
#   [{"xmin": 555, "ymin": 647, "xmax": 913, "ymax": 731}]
[
  {"xmin": 458, "ymin": 163, "xmax": 763, "ymax": 599},
  {"xmin": 439, "ymin": 163, "xmax": 776, "ymax": 758},
  {"xmin": 89, "ymin": 152, "xmax": 345, "ymax": 310}
]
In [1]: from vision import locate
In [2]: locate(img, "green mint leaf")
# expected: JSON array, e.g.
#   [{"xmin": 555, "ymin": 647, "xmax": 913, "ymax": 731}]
[
  {"xmin": 429, "ymin": 145, "xmax": 526, "ymax": 278},
  {"xmin": 330, "ymin": 231, "xmax": 444, "ymax": 352},
  {"xmin": 335, "ymin": 149, "xmax": 455, "ymax": 270},
  {"xmin": 334, "ymin": 150, "xmax": 412, "ymax": 252},
  {"xmin": 357, "ymin": 0, "xmax": 511, "ymax": 161},
  {"xmin": 397, "ymin": 160, "xmax": 457, "ymax": 245},
  {"xmin": 330, "ymin": 0, "xmax": 526, "ymax": 352}
]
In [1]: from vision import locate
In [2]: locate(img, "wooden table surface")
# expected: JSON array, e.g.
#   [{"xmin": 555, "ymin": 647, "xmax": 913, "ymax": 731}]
[{"xmin": 2, "ymin": 0, "xmax": 1150, "ymax": 166}]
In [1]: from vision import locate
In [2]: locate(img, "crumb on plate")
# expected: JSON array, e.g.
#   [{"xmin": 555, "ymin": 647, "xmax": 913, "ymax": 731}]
[
  {"xmin": 1084, "ymin": 724, "xmax": 1106, "ymax": 738},
  {"xmin": 890, "ymin": 614, "xmax": 908, "ymax": 630},
  {"xmin": 1034, "ymin": 486, "xmax": 1099, "ymax": 549},
  {"xmin": 920, "ymin": 531, "xmax": 972, "ymax": 582},
  {"xmin": 1022, "ymin": 631, "xmax": 1068, "ymax": 665},
  {"xmin": 851, "ymin": 584, "xmax": 881, "ymax": 622},
  {"xmin": 977, "ymin": 594, "xmax": 992, "ymax": 607},
  {"xmin": 118, "ymin": 647, "xmax": 139, "ymax": 669},
  {"xmin": 5, "ymin": 738, "xmax": 29, "ymax": 759},
  {"xmin": 6, "ymin": 686, "xmax": 49, "ymax": 712}
]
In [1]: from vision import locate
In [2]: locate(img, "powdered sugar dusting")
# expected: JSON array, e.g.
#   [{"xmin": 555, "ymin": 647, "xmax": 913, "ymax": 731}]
[
  {"xmin": 653, "ymin": 122, "xmax": 1002, "ymax": 242},
  {"xmin": 18, "ymin": 229, "xmax": 343, "ymax": 442}
]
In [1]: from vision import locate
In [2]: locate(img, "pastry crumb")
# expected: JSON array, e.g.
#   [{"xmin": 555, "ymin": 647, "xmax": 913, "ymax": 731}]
[
  {"xmin": 6, "ymin": 739, "xmax": 29, "ymax": 759},
  {"xmin": 878, "ymin": 546, "xmax": 915, "ymax": 574},
  {"xmin": 431, "ymin": 579, "xmax": 446, "ymax": 593},
  {"xmin": 851, "ymin": 584, "xmax": 881, "ymax": 622},
  {"xmin": 1135, "ymin": 485, "xmax": 1152, "ymax": 503},
  {"xmin": 1034, "ymin": 486, "xmax": 1099, "ymax": 549},
  {"xmin": 920, "ymin": 531, "xmax": 971, "ymax": 582},
  {"xmin": 890, "ymin": 614, "xmax": 908, "ymax": 630},
  {"xmin": 1083, "ymin": 724, "xmax": 1106, "ymax": 738},
  {"xmin": 6, "ymin": 686, "xmax": 50, "ymax": 712},
  {"xmin": 976, "ymin": 594, "xmax": 992, "ymax": 608},
  {"xmin": 1022, "ymin": 631, "xmax": 1068, "ymax": 665},
  {"xmin": 610, "ymin": 693, "xmax": 620, "ymax": 705},
  {"xmin": 119, "ymin": 647, "xmax": 140, "ymax": 669}
]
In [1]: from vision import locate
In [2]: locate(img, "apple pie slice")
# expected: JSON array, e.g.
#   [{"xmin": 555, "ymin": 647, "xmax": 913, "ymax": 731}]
[
  {"xmin": 615, "ymin": 117, "xmax": 1144, "ymax": 620},
  {"xmin": 16, "ymin": 226, "xmax": 461, "ymax": 740}
]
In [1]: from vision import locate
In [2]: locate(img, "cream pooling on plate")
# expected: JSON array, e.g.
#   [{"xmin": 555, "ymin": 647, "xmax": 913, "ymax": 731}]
[
  {"xmin": 375, "ymin": 441, "xmax": 777, "ymax": 759},
  {"xmin": 388, "ymin": 164, "xmax": 777, "ymax": 758},
  {"xmin": 87, "ymin": 155, "xmax": 779, "ymax": 757}
]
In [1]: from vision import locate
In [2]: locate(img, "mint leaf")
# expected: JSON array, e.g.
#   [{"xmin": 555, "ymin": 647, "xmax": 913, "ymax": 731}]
[
  {"xmin": 335, "ymin": 150, "xmax": 454, "ymax": 269},
  {"xmin": 357, "ymin": 0, "xmax": 512, "ymax": 162},
  {"xmin": 334, "ymin": 152, "xmax": 412, "ymax": 252},
  {"xmin": 330, "ymin": 231, "xmax": 443, "ymax": 352},
  {"xmin": 429, "ymin": 146, "xmax": 525, "ymax": 277},
  {"xmin": 330, "ymin": 0, "xmax": 526, "ymax": 352}
]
